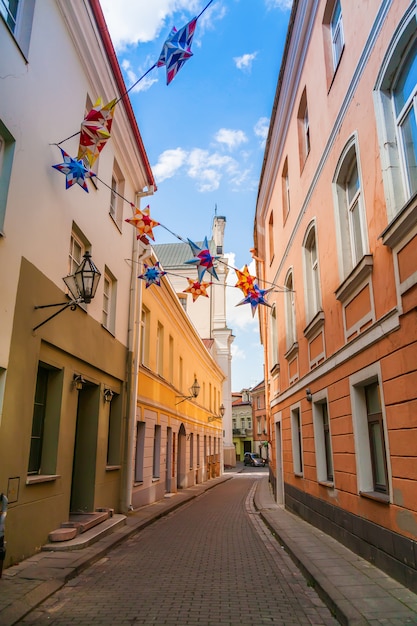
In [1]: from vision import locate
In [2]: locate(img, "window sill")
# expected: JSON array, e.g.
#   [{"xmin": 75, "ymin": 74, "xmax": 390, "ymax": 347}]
[
  {"xmin": 26, "ymin": 474, "xmax": 60, "ymax": 485},
  {"xmin": 294, "ymin": 472, "xmax": 303, "ymax": 478},
  {"xmin": 101, "ymin": 324, "xmax": 116, "ymax": 337},
  {"xmin": 359, "ymin": 490, "xmax": 390, "ymax": 504},
  {"xmin": 105, "ymin": 465, "xmax": 121, "ymax": 472},
  {"xmin": 152, "ymin": 477, "xmax": 160, "ymax": 482},
  {"xmin": 133, "ymin": 481, "xmax": 143, "ymax": 487},
  {"xmin": 335, "ymin": 254, "xmax": 373, "ymax": 304},
  {"xmin": 318, "ymin": 480, "xmax": 334, "ymax": 489},
  {"xmin": 380, "ymin": 191, "xmax": 417, "ymax": 249},
  {"xmin": 304, "ymin": 310, "xmax": 325, "ymax": 340},
  {"xmin": 270, "ymin": 363, "xmax": 280, "ymax": 376},
  {"xmin": 284, "ymin": 342, "xmax": 299, "ymax": 362}
]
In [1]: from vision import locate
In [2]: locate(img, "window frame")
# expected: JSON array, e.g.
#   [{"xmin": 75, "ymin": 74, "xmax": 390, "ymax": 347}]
[
  {"xmin": 302, "ymin": 222, "xmax": 322, "ymax": 324},
  {"xmin": 109, "ymin": 160, "xmax": 125, "ymax": 230},
  {"xmin": 350, "ymin": 364, "xmax": 391, "ymax": 501},
  {"xmin": 333, "ymin": 135, "xmax": 368, "ymax": 280},
  {"xmin": 0, "ymin": 120, "xmax": 16, "ymax": 235},
  {"xmin": 312, "ymin": 391, "xmax": 334, "ymax": 485},
  {"xmin": 330, "ymin": 0, "xmax": 344, "ymax": 70},
  {"xmin": 1, "ymin": 0, "xmax": 35, "ymax": 59},
  {"xmin": 374, "ymin": 8, "xmax": 417, "ymax": 221},
  {"xmin": 284, "ymin": 269, "xmax": 297, "ymax": 350},
  {"xmin": 291, "ymin": 404, "xmax": 303, "ymax": 476},
  {"xmin": 102, "ymin": 267, "xmax": 117, "ymax": 334}
]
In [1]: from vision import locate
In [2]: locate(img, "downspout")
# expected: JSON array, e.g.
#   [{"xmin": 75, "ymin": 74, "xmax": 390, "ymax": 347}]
[{"xmin": 122, "ymin": 188, "xmax": 153, "ymax": 513}]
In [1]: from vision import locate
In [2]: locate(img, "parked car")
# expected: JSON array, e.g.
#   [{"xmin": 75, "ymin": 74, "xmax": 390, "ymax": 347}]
[{"xmin": 243, "ymin": 452, "xmax": 266, "ymax": 467}]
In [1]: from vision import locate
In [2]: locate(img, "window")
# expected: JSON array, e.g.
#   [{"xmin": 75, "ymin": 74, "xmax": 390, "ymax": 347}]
[
  {"xmin": 269, "ymin": 305, "xmax": 279, "ymax": 369},
  {"xmin": 350, "ymin": 366, "xmax": 391, "ymax": 499},
  {"xmin": 109, "ymin": 160, "xmax": 125, "ymax": 229},
  {"xmin": 156, "ymin": 322, "xmax": 164, "ymax": 376},
  {"xmin": 291, "ymin": 406, "xmax": 303, "ymax": 475},
  {"xmin": 297, "ymin": 89, "xmax": 310, "ymax": 168},
  {"xmin": 178, "ymin": 293, "xmax": 187, "ymax": 311},
  {"xmin": 330, "ymin": 0, "xmax": 344, "ymax": 69},
  {"xmin": 303, "ymin": 224, "xmax": 321, "ymax": 323},
  {"xmin": 365, "ymin": 383, "xmax": 388, "ymax": 493},
  {"xmin": 257, "ymin": 417, "xmax": 262, "ymax": 435},
  {"xmin": 140, "ymin": 306, "xmax": 150, "ymax": 367},
  {"xmin": 28, "ymin": 363, "xmax": 62, "ymax": 476},
  {"xmin": 333, "ymin": 137, "xmax": 368, "ymax": 278},
  {"xmin": 312, "ymin": 396, "xmax": 333, "ymax": 484},
  {"xmin": 106, "ymin": 393, "xmax": 121, "ymax": 467},
  {"xmin": 1, "ymin": 0, "xmax": 35, "ymax": 59},
  {"xmin": 282, "ymin": 157, "xmax": 290, "ymax": 222},
  {"xmin": 189, "ymin": 432, "xmax": 194, "ymax": 470},
  {"xmin": 135, "ymin": 421, "xmax": 145, "ymax": 483},
  {"xmin": 102, "ymin": 267, "xmax": 116, "ymax": 333},
  {"xmin": 374, "ymin": 12, "xmax": 417, "ymax": 219},
  {"xmin": 285, "ymin": 270, "xmax": 296, "ymax": 349},
  {"xmin": 168, "ymin": 335, "xmax": 174, "ymax": 383},
  {"xmin": 0, "ymin": 121, "xmax": 15, "ymax": 234},
  {"xmin": 153, "ymin": 424, "xmax": 161, "ymax": 478},
  {"xmin": 268, "ymin": 211, "xmax": 274, "ymax": 262}
]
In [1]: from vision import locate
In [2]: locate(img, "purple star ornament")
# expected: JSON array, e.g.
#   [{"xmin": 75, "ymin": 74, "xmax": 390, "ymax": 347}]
[
  {"xmin": 185, "ymin": 237, "xmax": 219, "ymax": 282},
  {"xmin": 236, "ymin": 284, "xmax": 273, "ymax": 317},
  {"xmin": 138, "ymin": 262, "xmax": 166, "ymax": 288}
]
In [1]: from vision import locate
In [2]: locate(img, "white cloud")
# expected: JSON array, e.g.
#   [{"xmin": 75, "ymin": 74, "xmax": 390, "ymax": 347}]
[
  {"xmin": 152, "ymin": 148, "xmax": 188, "ymax": 182},
  {"xmin": 101, "ymin": 0, "xmax": 222, "ymax": 50},
  {"xmin": 254, "ymin": 117, "xmax": 270, "ymax": 148},
  {"xmin": 215, "ymin": 128, "xmax": 248, "ymax": 151},
  {"xmin": 234, "ymin": 52, "xmax": 258, "ymax": 73},
  {"xmin": 265, "ymin": 0, "xmax": 293, "ymax": 10},
  {"xmin": 121, "ymin": 59, "xmax": 158, "ymax": 92}
]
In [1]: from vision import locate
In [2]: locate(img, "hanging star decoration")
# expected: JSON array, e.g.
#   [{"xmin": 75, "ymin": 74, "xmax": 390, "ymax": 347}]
[
  {"xmin": 157, "ymin": 17, "xmax": 197, "ymax": 85},
  {"xmin": 185, "ymin": 237, "xmax": 219, "ymax": 282},
  {"xmin": 235, "ymin": 265, "xmax": 257, "ymax": 296},
  {"xmin": 125, "ymin": 205, "xmax": 160, "ymax": 241},
  {"xmin": 52, "ymin": 148, "xmax": 96, "ymax": 192},
  {"xmin": 138, "ymin": 262, "xmax": 166, "ymax": 288},
  {"xmin": 236, "ymin": 284, "xmax": 273, "ymax": 317},
  {"xmin": 183, "ymin": 278, "xmax": 211, "ymax": 302},
  {"xmin": 77, "ymin": 98, "xmax": 117, "ymax": 167}
]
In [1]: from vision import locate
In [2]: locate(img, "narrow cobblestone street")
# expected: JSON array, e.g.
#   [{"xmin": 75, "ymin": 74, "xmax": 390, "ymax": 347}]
[{"xmin": 19, "ymin": 473, "xmax": 339, "ymax": 625}]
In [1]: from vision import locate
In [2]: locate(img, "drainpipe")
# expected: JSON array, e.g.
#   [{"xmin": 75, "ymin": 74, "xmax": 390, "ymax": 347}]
[{"xmin": 122, "ymin": 188, "xmax": 153, "ymax": 513}]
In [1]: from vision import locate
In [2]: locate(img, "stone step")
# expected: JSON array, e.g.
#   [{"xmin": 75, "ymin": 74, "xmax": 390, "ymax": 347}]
[{"xmin": 43, "ymin": 514, "xmax": 126, "ymax": 551}]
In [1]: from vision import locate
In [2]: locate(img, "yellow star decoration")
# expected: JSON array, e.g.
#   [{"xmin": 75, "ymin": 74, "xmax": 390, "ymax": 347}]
[
  {"xmin": 235, "ymin": 265, "xmax": 257, "ymax": 296},
  {"xmin": 125, "ymin": 205, "xmax": 160, "ymax": 241},
  {"xmin": 183, "ymin": 278, "xmax": 211, "ymax": 302}
]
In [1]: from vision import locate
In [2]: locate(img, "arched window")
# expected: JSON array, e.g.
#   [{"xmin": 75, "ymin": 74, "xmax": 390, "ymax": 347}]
[
  {"xmin": 284, "ymin": 270, "xmax": 296, "ymax": 349},
  {"xmin": 303, "ymin": 223, "xmax": 321, "ymax": 323},
  {"xmin": 333, "ymin": 136, "xmax": 368, "ymax": 279},
  {"xmin": 374, "ymin": 9, "xmax": 417, "ymax": 219}
]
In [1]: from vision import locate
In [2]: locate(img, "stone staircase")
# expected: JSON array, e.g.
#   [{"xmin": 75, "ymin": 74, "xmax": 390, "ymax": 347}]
[{"xmin": 42, "ymin": 508, "xmax": 126, "ymax": 552}]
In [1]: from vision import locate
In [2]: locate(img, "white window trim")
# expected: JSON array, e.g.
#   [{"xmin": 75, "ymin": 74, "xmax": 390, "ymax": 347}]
[
  {"xmin": 311, "ymin": 389, "xmax": 334, "ymax": 487},
  {"xmin": 350, "ymin": 362, "xmax": 392, "ymax": 501},
  {"xmin": 373, "ymin": 6, "xmax": 417, "ymax": 221},
  {"xmin": 284, "ymin": 268, "xmax": 296, "ymax": 350},
  {"xmin": 302, "ymin": 220, "xmax": 322, "ymax": 324},
  {"xmin": 290, "ymin": 403, "xmax": 303, "ymax": 476},
  {"xmin": 332, "ymin": 134, "xmax": 369, "ymax": 281}
]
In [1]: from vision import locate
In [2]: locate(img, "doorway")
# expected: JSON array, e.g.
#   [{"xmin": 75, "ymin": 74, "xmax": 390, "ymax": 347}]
[
  {"xmin": 176, "ymin": 423, "xmax": 186, "ymax": 489},
  {"xmin": 275, "ymin": 420, "xmax": 284, "ymax": 505},
  {"xmin": 70, "ymin": 383, "xmax": 100, "ymax": 513},
  {"xmin": 166, "ymin": 427, "xmax": 172, "ymax": 493}
]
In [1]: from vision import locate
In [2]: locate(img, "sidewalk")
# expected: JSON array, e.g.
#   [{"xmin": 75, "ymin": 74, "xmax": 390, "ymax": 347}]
[{"xmin": 0, "ymin": 470, "xmax": 416, "ymax": 625}]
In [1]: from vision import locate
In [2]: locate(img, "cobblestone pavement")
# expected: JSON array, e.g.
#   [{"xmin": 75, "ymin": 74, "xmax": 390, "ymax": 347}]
[{"xmin": 18, "ymin": 473, "xmax": 339, "ymax": 625}]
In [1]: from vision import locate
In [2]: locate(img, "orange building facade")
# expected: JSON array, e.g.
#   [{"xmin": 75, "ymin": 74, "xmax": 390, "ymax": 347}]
[{"xmin": 254, "ymin": 0, "xmax": 417, "ymax": 590}]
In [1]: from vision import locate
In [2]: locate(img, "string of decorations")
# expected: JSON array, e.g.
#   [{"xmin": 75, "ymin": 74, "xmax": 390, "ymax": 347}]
[{"xmin": 50, "ymin": 0, "xmax": 289, "ymax": 317}]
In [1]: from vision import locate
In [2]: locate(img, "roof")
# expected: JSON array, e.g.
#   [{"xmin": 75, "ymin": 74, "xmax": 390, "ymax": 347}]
[{"xmin": 154, "ymin": 240, "xmax": 216, "ymax": 269}]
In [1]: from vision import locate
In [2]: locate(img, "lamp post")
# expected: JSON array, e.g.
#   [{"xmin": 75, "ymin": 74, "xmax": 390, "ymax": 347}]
[{"xmin": 33, "ymin": 251, "xmax": 101, "ymax": 331}]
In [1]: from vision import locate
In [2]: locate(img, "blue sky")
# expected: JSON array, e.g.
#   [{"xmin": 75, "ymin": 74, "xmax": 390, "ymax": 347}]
[{"xmin": 100, "ymin": 0, "xmax": 292, "ymax": 390}]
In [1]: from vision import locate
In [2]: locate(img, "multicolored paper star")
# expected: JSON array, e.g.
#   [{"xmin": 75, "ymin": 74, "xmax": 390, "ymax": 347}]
[
  {"xmin": 185, "ymin": 237, "xmax": 219, "ymax": 282},
  {"xmin": 138, "ymin": 262, "xmax": 166, "ymax": 288},
  {"xmin": 236, "ymin": 284, "xmax": 273, "ymax": 317},
  {"xmin": 77, "ymin": 98, "xmax": 117, "ymax": 167},
  {"xmin": 157, "ymin": 17, "xmax": 197, "ymax": 85},
  {"xmin": 183, "ymin": 278, "xmax": 211, "ymax": 302},
  {"xmin": 52, "ymin": 148, "xmax": 96, "ymax": 192},
  {"xmin": 235, "ymin": 265, "xmax": 257, "ymax": 296},
  {"xmin": 125, "ymin": 205, "xmax": 160, "ymax": 241}
]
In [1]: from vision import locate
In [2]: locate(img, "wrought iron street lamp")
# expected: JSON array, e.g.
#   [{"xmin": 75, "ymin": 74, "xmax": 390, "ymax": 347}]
[{"xmin": 33, "ymin": 251, "xmax": 101, "ymax": 331}]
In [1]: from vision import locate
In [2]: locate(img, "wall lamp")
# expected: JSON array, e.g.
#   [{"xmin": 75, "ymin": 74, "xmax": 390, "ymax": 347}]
[
  {"xmin": 176, "ymin": 377, "xmax": 200, "ymax": 405},
  {"xmin": 33, "ymin": 251, "xmax": 101, "ymax": 331},
  {"xmin": 208, "ymin": 404, "xmax": 225, "ymax": 422},
  {"xmin": 73, "ymin": 374, "xmax": 86, "ymax": 391},
  {"xmin": 103, "ymin": 388, "xmax": 114, "ymax": 403},
  {"xmin": 306, "ymin": 388, "xmax": 312, "ymax": 402}
]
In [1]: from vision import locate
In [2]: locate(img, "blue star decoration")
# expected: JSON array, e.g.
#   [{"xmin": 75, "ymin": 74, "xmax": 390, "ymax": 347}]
[
  {"xmin": 185, "ymin": 237, "xmax": 219, "ymax": 282},
  {"xmin": 236, "ymin": 284, "xmax": 274, "ymax": 317},
  {"xmin": 52, "ymin": 148, "xmax": 96, "ymax": 192},
  {"xmin": 138, "ymin": 262, "xmax": 166, "ymax": 288}
]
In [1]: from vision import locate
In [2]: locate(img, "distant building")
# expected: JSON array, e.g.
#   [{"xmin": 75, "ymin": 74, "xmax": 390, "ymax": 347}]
[
  {"xmin": 154, "ymin": 215, "xmax": 236, "ymax": 467},
  {"xmin": 232, "ymin": 390, "xmax": 253, "ymax": 461},
  {"xmin": 250, "ymin": 381, "xmax": 269, "ymax": 462},
  {"xmin": 254, "ymin": 0, "xmax": 417, "ymax": 591}
]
